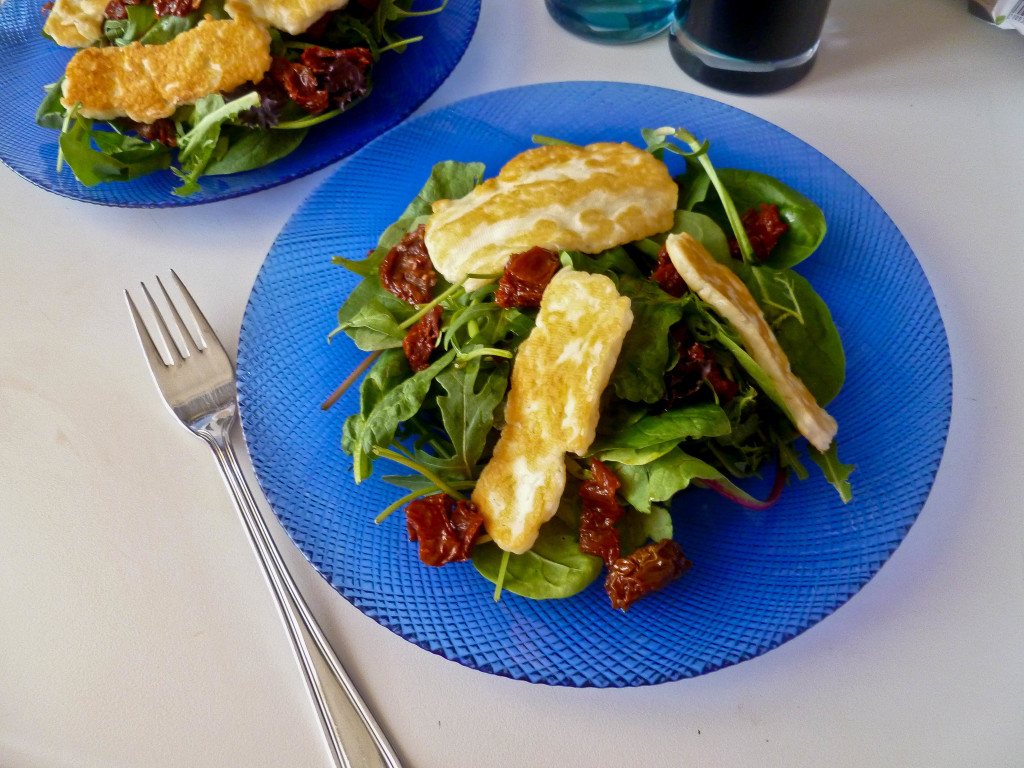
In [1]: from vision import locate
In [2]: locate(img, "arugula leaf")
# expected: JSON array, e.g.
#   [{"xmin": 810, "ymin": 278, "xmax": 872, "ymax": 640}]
[
  {"xmin": 591, "ymin": 403, "xmax": 731, "ymax": 454},
  {"xmin": 607, "ymin": 274, "xmax": 688, "ymax": 403},
  {"xmin": 349, "ymin": 349, "xmax": 457, "ymax": 483},
  {"xmin": 435, "ymin": 358, "xmax": 509, "ymax": 477},
  {"xmin": 36, "ymin": 79, "xmax": 66, "ymax": 130},
  {"xmin": 172, "ymin": 92, "xmax": 260, "ymax": 196},
  {"xmin": 809, "ymin": 441, "xmax": 854, "ymax": 503},
  {"xmin": 472, "ymin": 517, "xmax": 603, "ymax": 600}
]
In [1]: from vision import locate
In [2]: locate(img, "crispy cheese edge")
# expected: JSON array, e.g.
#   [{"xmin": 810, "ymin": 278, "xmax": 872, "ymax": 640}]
[{"xmin": 664, "ymin": 232, "xmax": 837, "ymax": 451}]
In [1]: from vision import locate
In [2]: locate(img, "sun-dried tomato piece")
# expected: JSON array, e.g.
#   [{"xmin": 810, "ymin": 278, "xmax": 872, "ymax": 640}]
[
  {"xmin": 152, "ymin": 0, "xmax": 195, "ymax": 16},
  {"xmin": 42, "ymin": 1, "xmax": 55, "ymax": 16},
  {"xmin": 379, "ymin": 224, "xmax": 436, "ymax": 305},
  {"xmin": 402, "ymin": 306, "xmax": 442, "ymax": 373},
  {"xmin": 494, "ymin": 247, "xmax": 560, "ymax": 308},
  {"xmin": 605, "ymin": 539, "xmax": 691, "ymax": 610},
  {"xmin": 578, "ymin": 458, "xmax": 624, "ymax": 565},
  {"xmin": 662, "ymin": 326, "xmax": 737, "ymax": 407},
  {"xmin": 728, "ymin": 203, "xmax": 789, "ymax": 262},
  {"xmin": 270, "ymin": 56, "xmax": 329, "ymax": 114},
  {"xmin": 122, "ymin": 117, "xmax": 177, "ymax": 147},
  {"xmin": 103, "ymin": 0, "xmax": 138, "ymax": 20},
  {"xmin": 405, "ymin": 494, "xmax": 484, "ymax": 566},
  {"xmin": 650, "ymin": 244, "xmax": 688, "ymax": 297}
]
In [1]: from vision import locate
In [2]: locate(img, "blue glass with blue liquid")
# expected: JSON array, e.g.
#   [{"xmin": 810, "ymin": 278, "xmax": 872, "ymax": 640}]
[{"xmin": 545, "ymin": 0, "xmax": 676, "ymax": 43}]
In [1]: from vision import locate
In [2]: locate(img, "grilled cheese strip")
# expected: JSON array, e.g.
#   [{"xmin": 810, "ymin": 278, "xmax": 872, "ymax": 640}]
[
  {"xmin": 43, "ymin": 0, "xmax": 109, "ymax": 48},
  {"xmin": 472, "ymin": 270, "xmax": 633, "ymax": 553},
  {"xmin": 424, "ymin": 142, "xmax": 678, "ymax": 290},
  {"xmin": 225, "ymin": 0, "xmax": 350, "ymax": 34},
  {"xmin": 60, "ymin": 14, "xmax": 272, "ymax": 123},
  {"xmin": 664, "ymin": 232, "xmax": 838, "ymax": 451}
]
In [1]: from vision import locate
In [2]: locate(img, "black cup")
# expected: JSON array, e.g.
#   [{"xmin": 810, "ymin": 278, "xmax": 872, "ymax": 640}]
[{"xmin": 670, "ymin": 0, "xmax": 832, "ymax": 94}]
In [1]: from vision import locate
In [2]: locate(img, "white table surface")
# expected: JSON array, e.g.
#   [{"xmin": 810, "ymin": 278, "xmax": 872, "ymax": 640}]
[{"xmin": 3, "ymin": 0, "xmax": 1024, "ymax": 766}]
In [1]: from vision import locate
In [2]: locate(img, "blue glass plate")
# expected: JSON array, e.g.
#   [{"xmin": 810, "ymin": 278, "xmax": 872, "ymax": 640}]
[
  {"xmin": 0, "ymin": 0, "xmax": 479, "ymax": 207},
  {"xmin": 236, "ymin": 81, "xmax": 952, "ymax": 687}
]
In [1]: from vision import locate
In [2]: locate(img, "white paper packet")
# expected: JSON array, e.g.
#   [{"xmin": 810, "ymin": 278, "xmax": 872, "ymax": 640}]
[{"xmin": 968, "ymin": 0, "xmax": 1024, "ymax": 32}]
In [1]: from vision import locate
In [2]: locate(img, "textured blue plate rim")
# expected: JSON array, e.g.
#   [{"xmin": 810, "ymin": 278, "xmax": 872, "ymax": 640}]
[
  {"xmin": 0, "ymin": 0, "xmax": 480, "ymax": 207},
  {"xmin": 236, "ymin": 80, "xmax": 953, "ymax": 687}
]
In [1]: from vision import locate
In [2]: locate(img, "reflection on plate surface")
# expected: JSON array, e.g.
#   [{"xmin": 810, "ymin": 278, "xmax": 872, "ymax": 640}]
[
  {"xmin": 236, "ymin": 81, "xmax": 952, "ymax": 687},
  {"xmin": 0, "ymin": 0, "xmax": 479, "ymax": 207}
]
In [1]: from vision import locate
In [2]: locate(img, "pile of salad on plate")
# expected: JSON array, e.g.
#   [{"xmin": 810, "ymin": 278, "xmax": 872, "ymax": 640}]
[
  {"xmin": 325, "ymin": 126, "xmax": 855, "ymax": 611},
  {"xmin": 35, "ymin": 0, "xmax": 445, "ymax": 195}
]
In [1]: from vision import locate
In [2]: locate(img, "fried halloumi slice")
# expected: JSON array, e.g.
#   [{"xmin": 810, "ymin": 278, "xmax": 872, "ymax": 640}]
[
  {"xmin": 60, "ymin": 14, "xmax": 272, "ymax": 123},
  {"xmin": 225, "ymin": 0, "xmax": 350, "ymax": 34},
  {"xmin": 664, "ymin": 232, "xmax": 838, "ymax": 451},
  {"xmin": 472, "ymin": 269, "xmax": 633, "ymax": 553},
  {"xmin": 43, "ymin": 0, "xmax": 109, "ymax": 48},
  {"xmin": 424, "ymin": 142, "xmax": 678, "ymax": 290}
]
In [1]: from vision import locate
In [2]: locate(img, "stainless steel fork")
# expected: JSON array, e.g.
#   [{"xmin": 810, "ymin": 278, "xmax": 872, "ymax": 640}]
[{"xmin": 126, "ymin": 271, "xmax": 402, "ymax": 768}]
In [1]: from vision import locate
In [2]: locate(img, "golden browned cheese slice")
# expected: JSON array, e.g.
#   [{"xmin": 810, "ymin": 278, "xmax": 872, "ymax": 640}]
[
  {"xmin": 43, "ymin": 0, "xmax": 109, "ymax": 48},
  {"xmin": 663, "ymin": 232, "xmax": 838, "ymax": 452},
  {"xmin": 472, "ymin": 269, "xmax": 633, "ymax": 554},
  {"xmin": 60, "ymin": 15, "xmax": 272, "ymax": 123},
  {"xmin": 424, "ymin": 142, "xmax": 678, "ymax": 290},
  {"xmin": 225, "ymin": 0, "xmax": 350, "ymax": 34}
]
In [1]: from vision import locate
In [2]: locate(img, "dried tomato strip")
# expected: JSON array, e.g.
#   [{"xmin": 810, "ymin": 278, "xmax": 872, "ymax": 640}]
[
  {"xmin": 578, "ymin": 458, "xmax": 624, "ymax": 565},
  {"xmin": 402, "ymin": 306, "xmax": 442, "ymax": 373},
  {"xmin": 494, "ymin": 247, "xmax": 560, "ymax": 308},
  {"xmin": 663, "ymin": 326, "xmax": 737, "ymax": 407},
  {"xmin": 405, "ymin": 494, "xmax": 484, "ymax": 566},
  {"xmin": 379, "ymin": 224, "xmax": 436, "ymax": 305},
  {"xmin": 650, "ymin": 244, "xmax": 688, "ymax": 297},
  {"xmin": 728, "ymin": 203, "xmax": 789, "ymax": 262},
  {"xmin": 604, "ymin": 539, "xmax": 692, "ymax": 611}
]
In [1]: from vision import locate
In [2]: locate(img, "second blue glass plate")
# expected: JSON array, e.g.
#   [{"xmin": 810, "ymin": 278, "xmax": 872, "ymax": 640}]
[
  {"xmin": 236, "ymin": 81, "xmax": 952, "ymax": 687},
  {"xmin": 0, "ymin": 0, "xmax": 479, "ymax": 206}
]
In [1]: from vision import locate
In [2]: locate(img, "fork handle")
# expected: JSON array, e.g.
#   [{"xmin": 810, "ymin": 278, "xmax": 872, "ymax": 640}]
[{"xmin": 205, "ymin": 430, "xmax": 403, "ymax": 768}]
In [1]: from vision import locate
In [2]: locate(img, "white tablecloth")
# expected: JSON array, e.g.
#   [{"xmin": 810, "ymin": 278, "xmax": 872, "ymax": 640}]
[{"xmin": 3, "ymin": 1, "xmax": 1023, "ymax": 765}]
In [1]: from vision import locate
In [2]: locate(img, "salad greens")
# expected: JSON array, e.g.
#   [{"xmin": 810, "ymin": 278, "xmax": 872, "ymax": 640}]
[
  {"xmin": 37, "ymin": 0, "xmax": 445, "ymax": 195},
  {"xmin": 328, "ymin": 127, "xmax": 855, "ymax": 602}
]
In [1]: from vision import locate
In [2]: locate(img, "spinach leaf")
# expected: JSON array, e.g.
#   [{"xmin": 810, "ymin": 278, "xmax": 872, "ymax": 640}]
[
  {"xmin": 698, "ymin": 169, "xmax": 827, "ymax": 269},
  {"xmin": 203, "ymin": 127, "xmax": 307, "ymax": 175},
  {"xmin": 591, "ymin": 403, "xmax": 730, "ymax": 454},
  {"xmin": 732, "ymin": 262, "xmax": 845, "ymax": 406},
  {"xmin": 472, "ymin": 517, "xmax": 603, "ymax": 600},
  {"xmin": 58, "ymin": 119, "xmax": 172, "ymax": 186},
  {"xmin": 618, "ymin": 504, "xmax": 673, "ymax": 557},
  {"xmin": 608, "ymin": 274, "xmax": 688, "ymax": 403},
  {"xmin": 330, "ymin": 286, "xmax": 414, "ymax": 351},
  {"xmin": 671, "ymin": 210, "xmax": 730, "ymax": 263},
  {"xmin": 435, "ymin": 358, "xmax": 508, "ymax": 477},
  {"xmin": 809, "ymin": 441, "xmax": 854, "ymax": 503},
  {"xmin": 610, "ymin": 447, "xmax": 724, "ymax": 513},
  {"xmin": 349, "ymin": 349, "xmax": 456, "ymax": 483},
  {"xmin": 676, "ymin": 161, "xmax": 711, "ymax": 211}
]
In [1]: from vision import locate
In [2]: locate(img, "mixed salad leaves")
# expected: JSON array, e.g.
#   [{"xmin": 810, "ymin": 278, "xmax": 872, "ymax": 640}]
[
  {"xmin": 36, "ymin": 0, "xmax": 444, "ymax": 195},
  {"xmin": 326, "ymin": 127, "xmax": 854, "ymax": 608}
]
